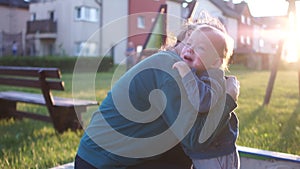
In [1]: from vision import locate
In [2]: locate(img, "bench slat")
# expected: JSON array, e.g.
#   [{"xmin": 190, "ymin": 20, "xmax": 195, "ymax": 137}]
[
  {"xmin": 0, "ymin": 77, "xmax": 64, "ymax": 90},
  {"xmin": 12, "ymin": 110, "xmax": 52, "ymax": 122},
  {"xmin": 0, "ymin": 91, "xmax": 98, "ymax": 107},
  {"xmin": 0, "ymin": 66, "xmax": 61, "ymax": 78}
]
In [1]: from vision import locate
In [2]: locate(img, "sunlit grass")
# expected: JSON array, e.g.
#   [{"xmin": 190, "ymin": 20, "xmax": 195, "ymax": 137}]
[{"xmin": 228, "ymin": 67, "xmax": 300, "ymax": 155}]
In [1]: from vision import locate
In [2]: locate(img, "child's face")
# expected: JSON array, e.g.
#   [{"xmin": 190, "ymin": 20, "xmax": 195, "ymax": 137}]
[{"xmin": 180, "ymin": 28, "xmax": 221, "ymax": 73}]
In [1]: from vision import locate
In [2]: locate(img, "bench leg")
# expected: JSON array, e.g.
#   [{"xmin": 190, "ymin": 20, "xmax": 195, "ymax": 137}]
[
  {"xmin": 50, "ymin": 107, "xmax": 84, "ymax": 133},
  {"xmin": 0, "ymin": 99, "xmax": 17, "ymax": 119}
]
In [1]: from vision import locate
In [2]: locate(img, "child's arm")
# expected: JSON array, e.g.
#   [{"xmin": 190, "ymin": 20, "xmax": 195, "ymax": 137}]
[
  {"xmin": 173, "ymin": 61, "xmax": 209, "ymax": 112},
  {"xmin": 172, "ymin": 61, "xmax": 190, "ymax": 78},
  {"xmin": 173, "ymin": 61, "xmax": 224, "ymax": 113}
]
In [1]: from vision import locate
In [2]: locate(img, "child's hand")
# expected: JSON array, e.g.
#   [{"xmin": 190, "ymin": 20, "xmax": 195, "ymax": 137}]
[
  {"xmin": 172, "ymin": 61, "xmax": 191, "ymax": 78},
  {"xmin": 225, "ymin": 76, "xmax": 240, "ymax": 101}
]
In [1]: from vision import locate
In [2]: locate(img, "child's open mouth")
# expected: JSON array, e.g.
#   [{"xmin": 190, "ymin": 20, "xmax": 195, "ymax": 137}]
[{"xmin": 184, "ymin": 56, "xmax": 193, "ymax": 62}]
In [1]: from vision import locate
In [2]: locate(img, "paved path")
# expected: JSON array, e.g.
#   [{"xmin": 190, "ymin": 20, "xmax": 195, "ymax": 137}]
[
  {"xmin": 50, "ymin": 146, "xmax": 300, "ymax": 169},
  {"xmin": 50, "ymin": 162, "xmax": 74, "ymax": 169}
]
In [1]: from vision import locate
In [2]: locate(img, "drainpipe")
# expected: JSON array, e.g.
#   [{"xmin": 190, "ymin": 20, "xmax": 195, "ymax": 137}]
[{"xmin": 94, "ymin": 0, "xmax": 103, "ymax": 56}]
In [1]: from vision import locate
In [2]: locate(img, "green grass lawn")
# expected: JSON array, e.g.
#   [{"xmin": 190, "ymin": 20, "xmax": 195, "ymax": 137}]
[
  {"xmin": 0, "ymin": 64, "xmax": 299, "ymax": 169},
  {"xmin": 230, "ymin": 65, "xmax": 300, "ymax": 155}
]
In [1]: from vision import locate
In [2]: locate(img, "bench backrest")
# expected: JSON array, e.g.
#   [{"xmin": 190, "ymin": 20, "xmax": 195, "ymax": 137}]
[
  {"xmin": 0, "ymin": 66, "xmax": 65, "ymax": 109},
  {"xmin": 0, "ymin": 66, "xmax": 99, "ymax": 133},
  {"xmin": 0, "ymin": 66, "xmax": 64, "ymax": 91}
]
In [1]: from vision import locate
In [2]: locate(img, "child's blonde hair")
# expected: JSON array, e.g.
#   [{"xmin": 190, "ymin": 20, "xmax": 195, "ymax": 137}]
[
  {"xmin": 166, "ymin": 10, "xmax": 234, "ymax": 70},
  {"xmin": 194, "ymin": 25, "xmax": 234, "ymax": 70}
]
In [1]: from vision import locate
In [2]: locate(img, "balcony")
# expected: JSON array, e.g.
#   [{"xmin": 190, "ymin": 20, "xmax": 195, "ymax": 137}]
[{"xmin": 26, "ymin": 19, "xmax": 57, "ymax": 39}]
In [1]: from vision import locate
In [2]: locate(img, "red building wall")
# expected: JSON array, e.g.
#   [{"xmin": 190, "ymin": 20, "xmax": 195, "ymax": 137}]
[
  {"xmin": 128, "ymin": 0, "xmax": 166, "ymax": 48},
  {"xmin": 237, "ymin": 7, "xmax": 253, "ymax": 52}
]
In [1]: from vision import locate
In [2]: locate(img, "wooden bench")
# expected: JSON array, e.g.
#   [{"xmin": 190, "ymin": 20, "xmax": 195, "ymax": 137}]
[{"xmin": 0, "ymin": 66, "xmax": 98, "ymax": 133}]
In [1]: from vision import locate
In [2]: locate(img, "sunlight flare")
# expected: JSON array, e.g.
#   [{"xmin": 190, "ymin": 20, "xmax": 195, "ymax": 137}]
[{"xmin": 283, "ymin": 10, "xmax": 300, "ymax": 63}]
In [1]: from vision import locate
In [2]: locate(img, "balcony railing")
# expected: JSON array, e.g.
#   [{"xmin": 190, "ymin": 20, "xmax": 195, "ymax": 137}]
[{"xmin": 26, "ymin": 19, "xmax": 57, "ymax": 34}]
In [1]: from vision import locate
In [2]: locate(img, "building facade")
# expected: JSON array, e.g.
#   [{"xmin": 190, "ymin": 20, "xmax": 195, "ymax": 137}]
[
  {"xmin": 26, "ymin": 0, "xmax": 185, "ymax": 64},
  {"xmin": 27, "ymin": 0, "xmax": 104, "ymax": 57}
]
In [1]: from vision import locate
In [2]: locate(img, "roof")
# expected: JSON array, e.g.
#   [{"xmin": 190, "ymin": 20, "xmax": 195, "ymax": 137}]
[
  {"xmin": 0, "ymin": 0, "xmax": 29, "ymax": 8},
  {"xmin": 234, "ymin": 1, "xmax": 250, "ymax": 15},
  {"xmin": 209, "ymin": 0, "xmax": 240, "ymax": 18},
  {"xmin": 253, "ymin": 16, "xmax": 288, "ymax": 29},
  {"xmin": 209, "ymin": 0, "xmax": 254, "ymax": 18}
]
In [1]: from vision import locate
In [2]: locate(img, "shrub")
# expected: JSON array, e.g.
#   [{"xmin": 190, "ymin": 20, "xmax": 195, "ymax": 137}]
[{"xmin": 0, "ymin": 56, "xmax": 114, "ymax": 73}]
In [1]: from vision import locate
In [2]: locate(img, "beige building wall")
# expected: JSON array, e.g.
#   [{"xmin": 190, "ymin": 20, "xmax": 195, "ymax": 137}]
[
  {"xmin": 29, "ymin": 0, "xmax": 129, "ymax": 63},
  {"xmin": 0, "ymin": 6, "xmax": 29, "ymax": 34},
  {"xmin": 0, "ymin": 5, "xmax": 29, "ymax": 56},
  {"xmin": 101, "ymin": 0, "xmax": 128, "ymax": 64},
  {"xmin": 29, "ymin": 0, "xmax": 100, "ymax": 56}
]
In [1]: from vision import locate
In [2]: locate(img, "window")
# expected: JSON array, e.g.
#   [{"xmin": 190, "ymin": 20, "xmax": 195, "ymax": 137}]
[
  {"xmin": 151, "ymin": 18, "xmax": 155, "ymax": 23},
  {"xmin": 31, "ymin": 13, "xmax": 36, "ymax": 21},
  {"xmin": 241, "ymin": 15, "xmax": 245, "ymax": 24},
  {"xmin": 89, "ymin": 8, "xmax": 98, "ymax": 22},
  {"xmin": 247, "ymin": 17, "xmax": 251, "ymax": 25},
  {"xmin": 76, "ymin": 7, "xmax": 82, "ymax": 19},
  {"xmin": 49, "ymin": 11, "xmax": 54, "ymax": 20},
  {"xmin": 240, "ymin": 35, "xmax": 245, "ymax": 44},
  {"xmin": 75, "ymin": 42, "xmax": 97, "ymax": 56},
  {"xmin": 75, "ymin": 6, "xmax": 99, "ymax": 22},
  {"xmin": 246, "ymin": 36, "xmax": 251, "ymax": 45},
  {"xmin": 259, "ymin": 39, "xmax": 264, "ymax": 47},
  {"xmin": 137, "ymin": 16, "xmax": 145, "ymax": 29},
  {"xmin": 136, "ymin": 45, "xmax": 143, "ymax": 54}
]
